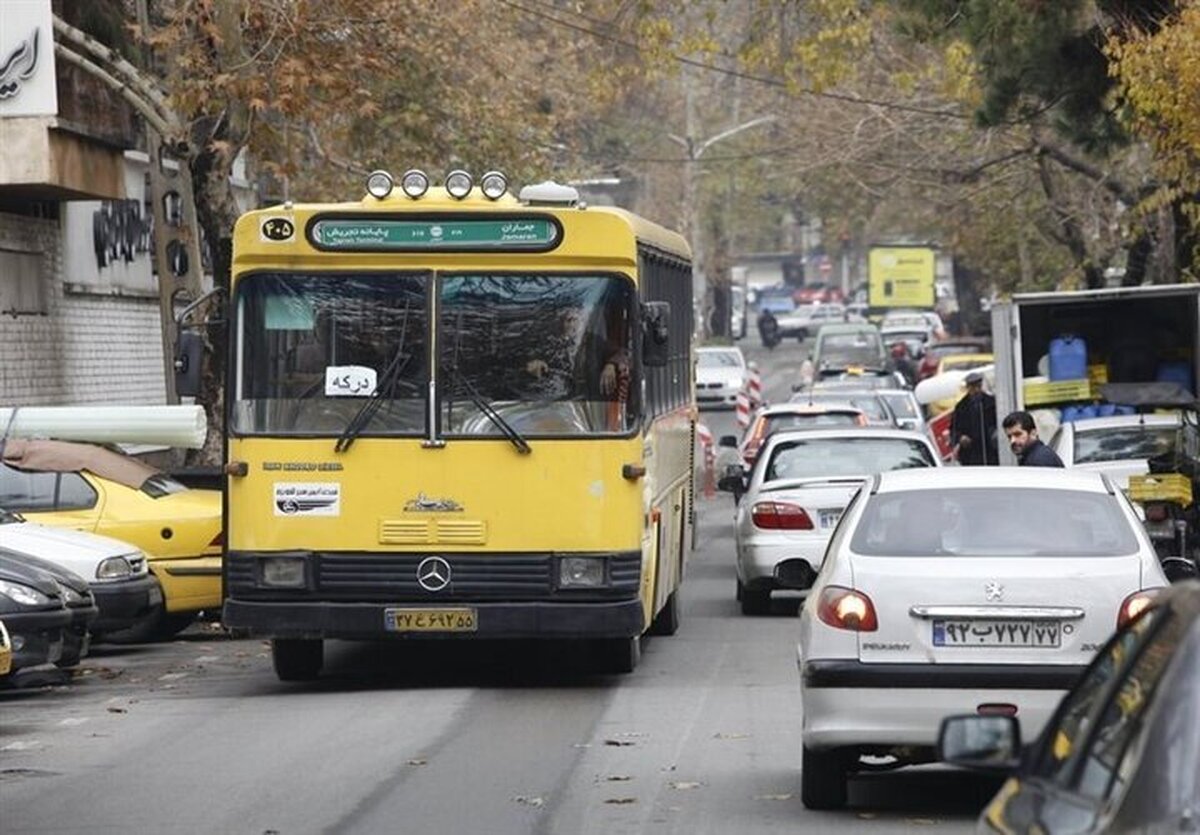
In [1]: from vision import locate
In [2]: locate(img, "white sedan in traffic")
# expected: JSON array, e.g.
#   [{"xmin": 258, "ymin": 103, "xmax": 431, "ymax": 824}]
[
  {"xmin": 795, "ymin": 467, "xmax": 1169, "ymax": 809},
  {"xmin": 1049, "ymin": 413, "xmax": 1179, "ymax": 491},
  {"xmin": 695, "ymin": 346, "xmax": 748, "ymax": 409},
  {"xmin": 724, "ymin": 427, "xmax": 941, "ymax": 615}
]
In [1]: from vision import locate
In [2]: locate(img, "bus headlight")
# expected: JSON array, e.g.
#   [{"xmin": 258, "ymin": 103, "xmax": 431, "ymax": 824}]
[
  {"xmin": 366, "ymin": 169, "xmax": 394, "ymax": 199},
  {"xmin": 480, "ymin": 170, "xmax": 508, "ymax": 200},
  {"xmin": 401, "ymin": 169, "xmax": 430, "ymax": 199},
  {"xmin": 559, "ymin": 556, "xmax": 606, "ymax": 588},
  {"xmin": 445, "ymin": 169, "xmax": 473, "ymax": 199},
  {"xmin": 260, "ymin": 556, "xmax": 308, "ymax": 588}
]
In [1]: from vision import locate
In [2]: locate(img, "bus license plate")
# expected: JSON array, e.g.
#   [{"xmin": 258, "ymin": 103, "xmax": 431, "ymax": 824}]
[
  {"xmin": 385, "ymin": 608, "xmax": 478, "ymax": 633},
  {"xmin": 932, "ymin": 619, "xmax": 1061, "ymax": 648}
]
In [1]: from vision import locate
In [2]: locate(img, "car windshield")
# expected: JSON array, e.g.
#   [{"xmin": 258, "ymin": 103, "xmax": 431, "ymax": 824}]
[
  {"xmin": 764, "ymin": 436, "xmax": 934, "ymax": 481},
  {"xmin": 819, "ymin": 332, "xmax": 884, "ymax": 367},
  {"xmin": 879, "ymin": 392, "xmax": 920, "ymax": 420},
  {"xmin": 850, "ymin": 487, "xmax": 1141, "ymax": 556},
  {"xmin": 697, "ymin": 350, "xmax": 743, "ymax": 369},
  {"xmin": 762, "ymin": 412, "xmax": 861, "ymax": 437},
  {"xmin": 794, "ymin": 393, "xmax": 890, "ymax": 422},
  {"xmin": 1074, "ymin": 426, "xmax": 1177, "ymax": 464}
]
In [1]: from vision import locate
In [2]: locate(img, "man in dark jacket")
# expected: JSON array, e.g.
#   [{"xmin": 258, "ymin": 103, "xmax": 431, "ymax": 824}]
[
  {"xmin": 950, "ymin": 371, "xmax": 998, "ymax": 465},
  {"xmin": 1002, "ymin": 410, "xmax": 1065, "ymax": 467}
]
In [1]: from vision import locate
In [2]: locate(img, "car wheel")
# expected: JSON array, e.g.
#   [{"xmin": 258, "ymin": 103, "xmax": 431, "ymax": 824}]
[
  {"xmin": 272, "ymin": 638, "xmax": 323, "ymax": 681},
  {"xmin": 648, "ymin": 590, "xmax": 680, "ymax": 636},
  {"xmin": 739, "ymin": 581, "xmax": 770, "ymax": 615},
  {"xmin": 801, "ymin": 745, "xmax": 850, "ymax": 810},
  {"xmin": 592, "ymin": 635, "xmax": 641, "ymax": 674}
]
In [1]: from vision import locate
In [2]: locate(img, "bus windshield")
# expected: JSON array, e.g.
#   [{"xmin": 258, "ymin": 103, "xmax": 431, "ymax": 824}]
[
  {"xmin": 440, "ymin": 274, "xmax": 636, "ymax": 435},
  {"xmin": 231, "ymin": 271, "xmax": 636, "ymax": 437},
  {"xmin": 232, "ymin": 272, "xmax": 429, "ymax": 435}
]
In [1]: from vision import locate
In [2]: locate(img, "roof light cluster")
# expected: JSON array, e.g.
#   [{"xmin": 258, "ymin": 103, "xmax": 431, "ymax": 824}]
[{"xmin": 363, "ymin": 169, "xmax": 509, "ymax": 201}]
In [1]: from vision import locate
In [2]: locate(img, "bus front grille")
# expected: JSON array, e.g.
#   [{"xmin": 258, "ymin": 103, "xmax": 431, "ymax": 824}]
[{"xmin": 226, "ymin": 551, "xmax": 642, "ymax": 601}]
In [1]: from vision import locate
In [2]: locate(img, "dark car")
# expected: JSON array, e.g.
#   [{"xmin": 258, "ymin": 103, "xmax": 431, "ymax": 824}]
[
  {"xmin": 0, "ymin": 548, "xmax": 98, "ymax": 668},
  {"xmin": 0, "ymin": 551, "xmax": 71, "ymax": 682},
  {"xmin": 939, "ymin": 581, "xmax": 1200, "ymax": 833}
]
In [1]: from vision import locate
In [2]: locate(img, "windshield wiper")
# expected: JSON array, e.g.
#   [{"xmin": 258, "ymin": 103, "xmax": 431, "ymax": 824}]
[
  {"xmin": 444, "ymin": 310, "xmax": 530, "ymax": 455},
  {"xmin": 334, "ymin": 305, "xmax": 417, "ymax": 454}
]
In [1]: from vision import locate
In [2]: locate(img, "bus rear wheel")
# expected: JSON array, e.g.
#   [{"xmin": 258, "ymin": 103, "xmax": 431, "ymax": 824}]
[
  {"xmin": 648, "ymin": 590, "xmax": 680, "ymax": 636},
  {"xmin": 272, "ymin": 638, "xmax": 323, "ymax": 681},
  {"xmin": 593, "ymin": 635, "xmax": 641, "ymax": 674}
]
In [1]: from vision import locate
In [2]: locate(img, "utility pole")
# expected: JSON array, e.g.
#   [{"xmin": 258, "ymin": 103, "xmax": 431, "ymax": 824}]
[
  {"xmin": 136, "ymin": 0, "xmax": 206, "ymax": 405},
  {"xmin": 670, "ymin": 103, "xmax": 775, "ymax": 340}
]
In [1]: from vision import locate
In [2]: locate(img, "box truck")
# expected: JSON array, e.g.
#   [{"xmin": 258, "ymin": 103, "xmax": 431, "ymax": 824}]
[{"xmin": 990, "ymin": 284, "xmax": 1200, "ymax": 464}]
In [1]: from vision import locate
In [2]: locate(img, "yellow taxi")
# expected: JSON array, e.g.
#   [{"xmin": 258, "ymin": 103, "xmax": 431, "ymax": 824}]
[
  {"xmin": 0, "ymin": 439, "xmax": 222, "ymax": 640},
  {"xmin": 0, "ymin": 620, "xmax": 12, "ymax": 677},
  {"xmin": 928, "ymin": 352, "xmax": 995, "ymax": 414}
]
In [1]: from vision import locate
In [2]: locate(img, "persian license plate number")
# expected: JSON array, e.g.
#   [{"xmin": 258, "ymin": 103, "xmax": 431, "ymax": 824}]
[
  {"xmin": 932, "ymin": 619, "xmax": 1061, "ymax": 648},
  {"xmin": 819, "ymin": 509, "xmax": 842, "ymax": 528},
  {"xmin": 385, "ymin": 608, "xmax": 477, "ymax": 633}
]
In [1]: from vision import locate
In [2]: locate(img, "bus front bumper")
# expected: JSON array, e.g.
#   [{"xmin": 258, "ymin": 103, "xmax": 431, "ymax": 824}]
[{"xmin": 223, "ymin": 598, "xmax": 645, "ymax": 640}]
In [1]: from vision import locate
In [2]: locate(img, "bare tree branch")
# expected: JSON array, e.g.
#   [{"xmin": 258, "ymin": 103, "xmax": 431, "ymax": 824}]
[{"xmin": 53, "ymin": 43, "xmax": 176, "ymax": 139}]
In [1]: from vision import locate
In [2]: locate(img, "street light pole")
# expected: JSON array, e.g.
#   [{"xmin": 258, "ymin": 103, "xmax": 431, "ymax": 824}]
[{"xmin": 670, "ymin": 106, "xmax": 776, "ymax": 340}]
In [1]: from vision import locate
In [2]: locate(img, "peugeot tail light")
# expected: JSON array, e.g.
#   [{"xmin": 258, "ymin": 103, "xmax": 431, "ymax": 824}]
[
  {"xmin": 816, "ymin": 585, "xmax": 878, "ymax": 631},
  {"xmin": 751, "ymin": 501, "xmax": 814, "ymax": 530},
  {"xmin": 1118, "ymin": 589, "xmax": 1159, "ymax": 629}
]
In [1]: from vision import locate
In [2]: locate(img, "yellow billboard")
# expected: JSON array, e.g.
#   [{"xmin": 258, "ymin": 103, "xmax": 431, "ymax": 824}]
[{"xmin": 868, "ymin": 246, "xmax": 936, "ymax": 308}]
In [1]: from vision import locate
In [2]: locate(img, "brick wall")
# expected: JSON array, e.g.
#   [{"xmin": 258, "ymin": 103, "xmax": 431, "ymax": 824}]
[{"xmin": 0, "ymin": 210, "xmax": 166, "ymax": 407}]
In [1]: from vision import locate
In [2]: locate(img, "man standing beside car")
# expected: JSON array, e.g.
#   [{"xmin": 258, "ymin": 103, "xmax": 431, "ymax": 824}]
[
  {"xmin": 950, "ymin": 371, "xmax": 998, "ymax": 465},
  {"xmin": 1002, "ymin": 411, "xmax": 1065, "ymax": 467}
]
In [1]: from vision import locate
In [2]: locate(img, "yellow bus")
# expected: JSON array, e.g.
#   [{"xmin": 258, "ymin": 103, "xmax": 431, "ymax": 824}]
[{"xmin": 219, "ymin": 170, "xmax": 694, "ymax": 680}]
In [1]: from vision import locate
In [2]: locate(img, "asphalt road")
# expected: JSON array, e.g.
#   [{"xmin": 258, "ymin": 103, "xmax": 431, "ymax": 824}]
[{"xmin": 0, "ymin": 336, "xmax": 1001, "ymax": 834}]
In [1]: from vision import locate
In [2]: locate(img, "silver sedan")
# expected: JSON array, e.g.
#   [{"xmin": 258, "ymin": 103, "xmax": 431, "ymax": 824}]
[{"xmin": 721, "ymin": 427, "xmax": 941, "ymax": 615}]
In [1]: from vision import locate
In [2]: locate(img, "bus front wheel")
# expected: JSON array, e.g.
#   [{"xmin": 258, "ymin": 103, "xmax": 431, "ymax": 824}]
[
  {"xmin": 648, "ymin": 590, "xmax": 680, "ymax": 636},
  {"xmin": 593, "ymin": 635, "xmax": 641, "ymax": 674},
  {"xmin": 272, "ymin": 638, "xmax": 323, "ymax": 681}
]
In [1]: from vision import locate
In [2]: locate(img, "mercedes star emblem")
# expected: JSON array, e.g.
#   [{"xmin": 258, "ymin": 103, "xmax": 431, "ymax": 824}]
[
  {"xmin": 985, "ymin": 582, "xmax": 1004, "ymax": 602},
  {"xmin": 416, "ymin": 556, "xmax": 451, "ymax": 592}
]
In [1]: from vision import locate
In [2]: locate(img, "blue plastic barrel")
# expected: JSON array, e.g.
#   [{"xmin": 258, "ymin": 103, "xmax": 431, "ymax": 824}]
[
  {"xmin": 1049, "ymin": 336, "xmax": 1088, "ymax": 381},
  {"xmin": 1156, "ymin": 361, "xmax": 1195, "ymax": 395}
]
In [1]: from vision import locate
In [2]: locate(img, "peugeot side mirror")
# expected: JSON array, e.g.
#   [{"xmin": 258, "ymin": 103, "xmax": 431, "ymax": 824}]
[
  {"xmin": 937, "ymin": 715, "xmax": 1021, "ymax": 772},
  {"xmin": 718, "ymin": 434, "xmax": 739, "ymax": 448},
  {"xmin": 641, "ymin": 302, "xmax": 670, "ymax": 367}
]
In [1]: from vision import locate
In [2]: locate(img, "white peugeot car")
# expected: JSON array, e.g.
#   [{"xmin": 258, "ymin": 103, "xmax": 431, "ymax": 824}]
[
  {"xmin": 1049, "ymin": 413, "xmax": 1180, "ymax": 491},
  {"xmin": 795, "ymin": 467, "xmax": 1169, "ymax": 809},
  {"xmin": 724, "ymin": 428, "xmax": 940, "ymax": 615},
  {"xmin": 695, "ymin": 346, "xmax": 748, "ymax": 409}
]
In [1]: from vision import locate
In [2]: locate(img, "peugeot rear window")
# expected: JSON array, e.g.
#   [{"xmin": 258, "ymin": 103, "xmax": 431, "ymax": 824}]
[{"xmin": 850, "ymin": 488, "xmax": 1141, "ymax": 557}]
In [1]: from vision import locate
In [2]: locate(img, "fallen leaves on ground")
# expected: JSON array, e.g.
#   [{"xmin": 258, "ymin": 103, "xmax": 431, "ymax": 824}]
[
  {"xmin": 712, "ymin": 732, "xmax": 751, "ymax": 740},
  {"xmin": 604, "ymin": 797, "xmax": 637, "ymax": 805},
  {"xmin": 513, "ymin": 796, "xmax": 545, "ymax": 808}
]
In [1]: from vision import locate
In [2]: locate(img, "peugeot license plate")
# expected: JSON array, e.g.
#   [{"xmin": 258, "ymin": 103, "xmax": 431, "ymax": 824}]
[
  {"xmin": 385, "ymin": 608, "xmax": 478, "ymax": 633},
  {"xmin": 819, "ymin": 509, "xmax": 842, "ymax": 528},
  {"xmin": 933, "ymin": 619, "xmax": 1061, "ymax": 647}
]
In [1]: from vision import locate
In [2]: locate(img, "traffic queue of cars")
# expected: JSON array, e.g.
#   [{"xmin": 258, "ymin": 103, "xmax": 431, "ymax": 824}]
[
  {"xmin": 0, "ymin": 440, "xmax": 222, "ymax": 687},
  {"xmin": 717, "ymin": 307, "xmax": 1198, "ymax": 827}
]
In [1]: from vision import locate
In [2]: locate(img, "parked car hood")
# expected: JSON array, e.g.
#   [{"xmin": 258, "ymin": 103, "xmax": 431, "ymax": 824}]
[{"xmin": 0, "ymin": 522, "xmax": 143, "ymax": 582}]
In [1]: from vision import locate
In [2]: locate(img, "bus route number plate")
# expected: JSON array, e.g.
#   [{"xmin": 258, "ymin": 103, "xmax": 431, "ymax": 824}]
[{"xmin": 385, "ymin": 608, "xmax": 478, "ymax": 633}]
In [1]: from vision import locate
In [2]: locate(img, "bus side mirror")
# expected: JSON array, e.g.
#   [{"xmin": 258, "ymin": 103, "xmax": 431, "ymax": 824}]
[
  {"xmin": 174, "ymin": 331, "xmax": 204, "ymax": 398},
  {"xmin": 642, "ymin": 302, "xmax": 670, "ymax": 367}
]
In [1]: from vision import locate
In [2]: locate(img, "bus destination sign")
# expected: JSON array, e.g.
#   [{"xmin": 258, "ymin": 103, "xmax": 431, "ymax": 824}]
[{"xmin": 309, "ymin": 218, "xmax": 559, "ymax": 250}]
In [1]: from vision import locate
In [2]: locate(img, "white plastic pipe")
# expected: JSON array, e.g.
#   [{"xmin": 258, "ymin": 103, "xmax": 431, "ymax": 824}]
[
  {"xmin": 914, "ymin": 365, "xmax": 995, "ymax": 405},
  {"xmin": 0, "ymin": 406, "xmax": 208, "ymax": 449}
]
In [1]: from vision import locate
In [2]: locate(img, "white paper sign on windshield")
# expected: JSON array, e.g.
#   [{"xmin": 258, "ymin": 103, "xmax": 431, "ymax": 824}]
[{"xmin": 324, "ymin": 366, "xmax": 377, "ymax": 397}]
